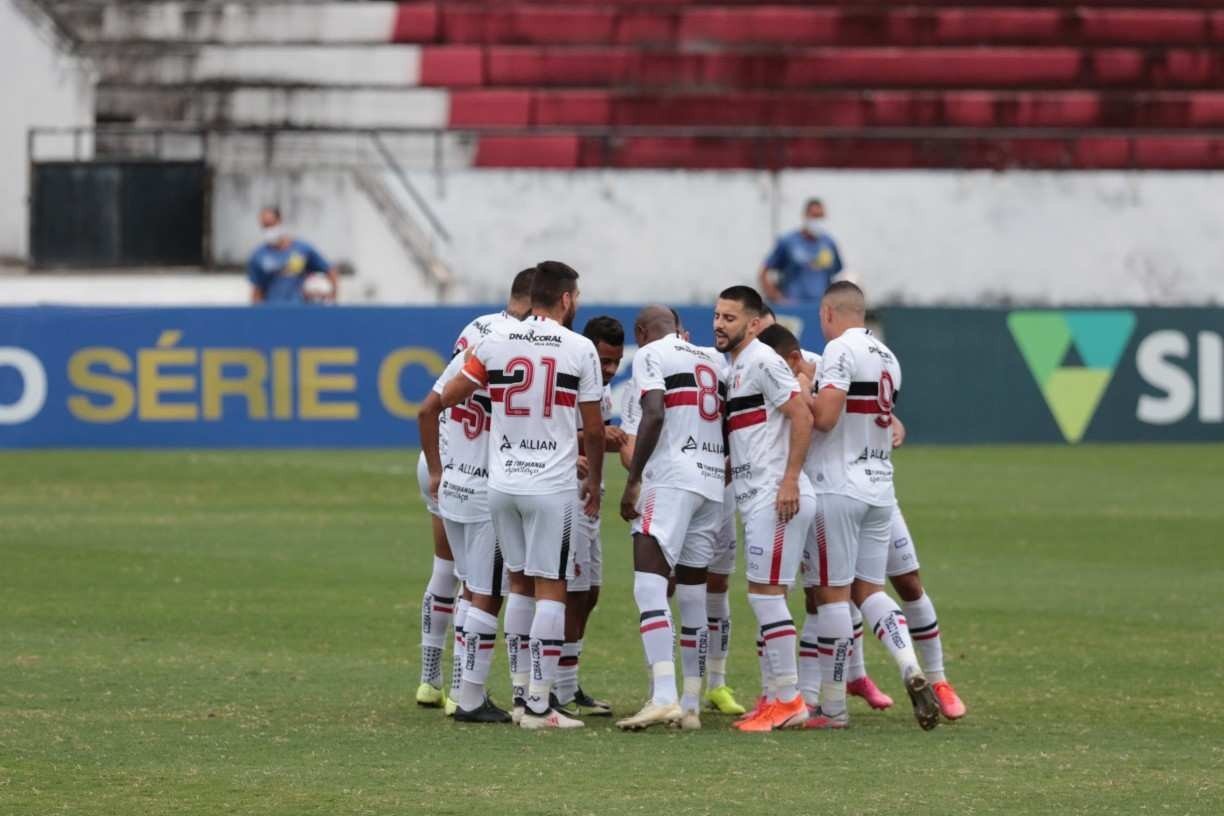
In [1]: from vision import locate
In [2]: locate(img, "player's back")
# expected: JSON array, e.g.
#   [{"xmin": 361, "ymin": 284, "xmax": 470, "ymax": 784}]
[
  {"xmin": 469, "ymin": 315, "xmax": 602, "ymax": 496},
  {"xmin": 453, "ymin": 310, "xmax": 515, "ymax": 357},
  {"xmin": 634, "ymin": 337, "xmax": 727, "ymax": 502},
  {"xmin": 810, "ymin": 327, "xmax": 901, "ymax": 506}
]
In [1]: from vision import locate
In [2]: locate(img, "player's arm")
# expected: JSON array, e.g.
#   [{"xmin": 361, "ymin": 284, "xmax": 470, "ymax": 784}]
[
  {"xmin": 248, "ymin": 255, "xmax": 265, "ymax": 304},
  {"xmin": 811, "ymin": 338, "xmax": 849, "ymax": 432},
  {"xmin": 619, "ymin": 434, "xmax": 636, "ymax": 471},
  {"xmin": 891, "ymin": 413, "xmax": 906, "ymax": 448},
  {"xmin": 811, "ymin": 385, "xmax": 846, "ymax": 432},
  {"xmin": 603, "ymin": 423, "xmax": 628, "ymax": 452},
  {"xmin": 620, "ymin": 390, "xmax": 663, "ymax": 521},
  {"xmin": 759, "ymin": 241, "xmax": 787, "ymax": 303},
  {"xmin": 776, "ymin": 395, "xmax": 812, "ymax": 523},
  {"xmin": 307, "ymin": 244, "xmax": 338, "ymax": 302},
  {"xmin": 418, "ymin": 391, "xmax": 444, "ymax": 499},
  {"xmin": 441, "ymin": 350, "xmax": 485, "ymax": 408},
  {"xmin": 579, "ymin": 401, "xmax": 605, "ymax": 518}
]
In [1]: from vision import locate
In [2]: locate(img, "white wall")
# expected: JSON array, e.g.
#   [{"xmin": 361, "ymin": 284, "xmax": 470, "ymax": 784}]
[{"xmin": 0, "ymin": 0, "xmax": 94, "ymax": 261}]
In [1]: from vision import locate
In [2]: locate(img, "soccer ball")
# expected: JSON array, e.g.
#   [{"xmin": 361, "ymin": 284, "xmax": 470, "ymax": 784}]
[{"xmin": 301, "ymin": 274, "xmax": 335, "ymax": 303}]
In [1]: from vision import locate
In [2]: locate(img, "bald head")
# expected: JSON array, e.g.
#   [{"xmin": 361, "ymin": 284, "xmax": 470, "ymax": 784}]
[
  {"xmin": 635, "ymin": 304, "xmax": 678, "ymax": 345},
  {"xmin": 819, "ymin": 280, "xmax": 867, "ymax": 341}
]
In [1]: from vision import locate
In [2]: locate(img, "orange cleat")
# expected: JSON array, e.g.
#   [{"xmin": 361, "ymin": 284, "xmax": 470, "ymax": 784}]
[
  {"xmin": 803, "ymin": 707, "xmax": 849, "ymax": 730},
  {"xmin": 735, "ymin": 696, "xmax": 809, "ymax": 732},
  {"xmin": 932, "ymin": 680, "xmax": 966, "ymax": 720},
  {"xmin": 736, "ymin": 695, "xmax": 769, "ymax": 724},
  {"xmin": 848, "ymin": 676, "xmax": 894, "ymax": 710}
]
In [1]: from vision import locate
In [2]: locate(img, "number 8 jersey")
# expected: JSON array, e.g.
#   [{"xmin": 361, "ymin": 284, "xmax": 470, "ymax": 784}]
[
  {"xmin": 811, "ymin": 326, "xmax": 902, "ymax": 507},
  {"xmin": 462, "ymin": 315, "xmax": 603, "ymax": 495}
]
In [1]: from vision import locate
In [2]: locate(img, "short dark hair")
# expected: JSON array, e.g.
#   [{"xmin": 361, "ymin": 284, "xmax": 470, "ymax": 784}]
[
  {"xmin": 803, "ymin": 198, "xmax": 824, "ymax": 213},
  {"xmin": 530, "ymin": 260, "xmax": 579, "ymax": 309},
  {"xmin": 669, "ymin": 307, "xmax": 682, "ymax": 332},
  {"xmin": 824, "ymin": 280, "xmax": 864, "ymax": 301},
  {"xmin": 510, "ymin": 268, "xmax": 535, "ymax": 300},
  {"xmin": 717, "ymin": 285, "xmax": 764, "ymax": 316},
  {"xmin": 761, "ymin": 303, "xmax": 776, "ymax": 321},
  {"xmin": 583, "ymin": 315, "xmax": 625, "ymax": 348},
  {"xmin": 757, "ymin": 324, "xmax": 800, "ymax": 358},
  {"xmin": 261, "ymin": 205, "xmax": 282, "ymax": 220}
]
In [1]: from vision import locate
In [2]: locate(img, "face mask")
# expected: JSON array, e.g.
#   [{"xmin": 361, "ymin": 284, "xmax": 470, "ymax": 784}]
[
  {"xmin": 804, "ymin": 218, "xmax": 823, "ymax": 235},
  {"xmin": 263, "ymin": 227, "xmax": 285, "ymax": 245}
]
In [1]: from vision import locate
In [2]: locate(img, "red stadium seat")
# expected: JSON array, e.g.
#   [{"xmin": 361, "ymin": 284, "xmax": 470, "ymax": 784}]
[{"xmin": 474, "ymin": 134, "xmax": 581, "ymax": 167}]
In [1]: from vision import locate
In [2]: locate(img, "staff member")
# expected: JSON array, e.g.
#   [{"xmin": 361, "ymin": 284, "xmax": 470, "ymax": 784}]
[
  {"xmin": 248, "ymin": 207, "xmax": 337, "ymax": 304},
  {"xmin": 759, "ymin": 198, "xmax": 843, "ymax": 305}
]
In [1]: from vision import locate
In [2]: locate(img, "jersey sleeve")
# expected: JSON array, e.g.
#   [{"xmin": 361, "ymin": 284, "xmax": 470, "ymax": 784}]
[
  {"xmin": 462, "ymin": 338, "xmax": 491, "ymax": 387},
  {"xmin": 758, "ymin": 350, "xmax": 801, "ymax": 409},
  {"xmin": 304, "ymin": 243, "xmax": 330, "ymax": 273},
  {"xmin": 577, "ymin": 339, "xmax": 603, "ymax": 403},
  {"xmin": 818, "ymin": 337, "xmax": 853, "ymax": 393},
  {"xmin": 433, "ymin": 352, "xmax": 465, "ymax": 396},
  {"xmin": 620, "ymin": 377, "xmax": 641, "ymax": 435},
  {"xmin": 246, "ymin": 252, "xmax": 266, "ymax": 289},
  {"xmin": 763, "ymin": 237, "xmax": 787, "ymax": 271},
  {"xmin": 633, "ymin": 344, "xmax": 665, "ymax": 393}
]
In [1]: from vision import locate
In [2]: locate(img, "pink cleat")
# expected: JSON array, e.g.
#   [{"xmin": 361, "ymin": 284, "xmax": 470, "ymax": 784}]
[
  {"xmin": 848, "ymin": 676, "xmax": 894, "ymax": 710},
  {"xmin": 736, "ymin": 695, "xmax": 769, "ymax": 724},
  {"xmin": 933, "ymin": 680, "xmax": 967, "ymax": 720}
]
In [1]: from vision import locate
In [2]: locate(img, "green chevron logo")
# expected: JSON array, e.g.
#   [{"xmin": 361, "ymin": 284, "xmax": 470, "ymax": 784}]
[{"xmin": 1007, "ymin": 310, "xmax": 1136, "ymax": 443}]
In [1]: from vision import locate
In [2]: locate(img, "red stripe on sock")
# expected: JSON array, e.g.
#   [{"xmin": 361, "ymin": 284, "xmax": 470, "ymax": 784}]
[
  {"xmin": 640, "ymin": 619, "xmax": 670, "ymax": 634},
  {"xmin": 817, "ymin": 647, "xmax": 834, "ymax": 656},
  {"xmin": 433, "ymin": 606, "xmax": 453, "ymax": 613},
  {"xmin": 912, "ymin": 630, "xmax": 940, "ymax": 641},
  {"xmin": 542, "ymin": 649, "xmax": 562, "ymax": 656},
  {"xmin": 680, "ymin": 639, "xmax": 697, "ymax": 648},
  {"xmin": 763, "ymin": 628, "xmax": 796, "ymax": 642},
  {"xmin": 798, "ymin": 650, "xmax": 821, "ymax": 658},
  {"xmin": 479, "ymin": 643, "xmax": 496, "ymax": 650}
]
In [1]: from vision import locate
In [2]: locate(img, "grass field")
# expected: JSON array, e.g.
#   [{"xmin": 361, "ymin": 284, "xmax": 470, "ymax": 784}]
[{"xmin": 3, "ymin": 445, "xmax": 1223, "ymax": 815}]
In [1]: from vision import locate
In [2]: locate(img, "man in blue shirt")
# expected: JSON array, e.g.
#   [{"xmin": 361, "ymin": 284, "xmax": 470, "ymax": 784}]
[
  {"xmin": 248, "ymin": 207, "xmax": 337, "ymax": 304},
  {"xmin": 759, "ymin": 198, "xmax": 844, "ymax": 304}
]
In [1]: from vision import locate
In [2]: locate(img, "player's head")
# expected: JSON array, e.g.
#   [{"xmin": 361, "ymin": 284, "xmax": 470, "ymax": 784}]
[
  {"xmin": 669, "ymin": 307, "xmax": 691, "ymax": 342},
  {"xmin": 820, "ymin": 280, "xmax": 867, "ymax": 341},
  {"xmin": 530, "ymin": 260, "xmax": 581, "ymax": 328},
  {"xmin": 756, "ymin": 324, "xmax": 803, "ymax": 377},
  {"xmin": 759, "ymin": 303, "xmax": 777, "ymax": 329},
  {"xmin": 803, "ymin": 197, "xmax": 826, "ymax": 234},
  {"xmin": 259, "ymin": 206, "xmax": 286, "ymax": 245},
  {"xmin": 713, "ymin": 285, "xmax": 764, "ymax": 354},
  {"xmin": 507, "ymin": 267, "xmax": 535, "ymax": 319},
  {"xmin": 583, "ymin": 316, "xmax": 625, "ymax": 385},
  {"xmin": 634, "ymin": 304, "xmax": 677, "ymax": 347}
]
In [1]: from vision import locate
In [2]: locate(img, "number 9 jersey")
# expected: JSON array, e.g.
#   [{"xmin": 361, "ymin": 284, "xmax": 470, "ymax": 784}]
[
  {"xmin": 462, "ymin": 315, "xmax": 603, "ymax": 495},
  {"xmin": 811, "ymin": 326, "xmax": 902, "ymax": 507}
]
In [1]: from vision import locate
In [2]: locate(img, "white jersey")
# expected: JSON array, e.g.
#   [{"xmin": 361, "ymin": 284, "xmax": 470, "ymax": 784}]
[
  {"xmin": 576, "ymin": 384, "xmax": 614, "ymax": 489},
  {"xmin": 452, "ymin": 310, "xmax": 514, "ymax": 358},
  {"xmin": 799, "ymin": 348, "xmax": 824, "ymax": 481},
  {"xmin": 810, "ymin": 327, "xmax": 901, "ymax": 507},
  {"xmin": 431, "ymin": 353, "xmax": 493, "ymax": 522},
  {"xmin": 632, "ymin": 337, "xmax": 728, "ymax": 503},
  {"xmin": 463, "ymin": 315, "xmax": 602, "ymax": 495},
  {"xmin": 620, "ymin": 371, "xmax": 642, "ymax": 435},
  {"xmin": 725, "ymin": 338, "xmax": 815, "ymax": 515}
]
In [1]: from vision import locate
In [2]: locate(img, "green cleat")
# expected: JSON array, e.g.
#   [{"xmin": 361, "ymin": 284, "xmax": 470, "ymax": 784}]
[
  {"xmin": 704, "ymin": 686, "xmax": 747, "ymax": 715},
  {"xmin": 416, "ymin": 683, "xmax": 445, "ymax": 708},
  {"xmin": 444, "ymin": 696, "xmax": 458, "ymax": 717}
]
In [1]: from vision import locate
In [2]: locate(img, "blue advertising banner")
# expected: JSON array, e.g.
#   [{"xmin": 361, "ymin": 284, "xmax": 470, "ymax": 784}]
[{"xmin": 0, "ymin": 304, "xmax": 822, "ymax": 448}]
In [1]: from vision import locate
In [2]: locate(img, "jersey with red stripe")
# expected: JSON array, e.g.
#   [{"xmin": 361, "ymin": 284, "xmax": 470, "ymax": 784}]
[
  {"xmin": 811, "ymin": 327, "xmax": 901, "ymax": 507},
  {"xmin": 726, "ymin": 338, "xmax": 815, "ymax": 514},
  {"xmin": 452, "ymin": 310, "xmax": 513, "ymax": 358},
  {"xmin": 463, "ymin": 315, "xmax": 602, "ymax": 495},
  {"xmin": 800, "ymin": 348, "xmax": 824, "ymax": 480},
  {"xmin": 620, "ymin": 371, "xmax": 642, "ymax": 435},
  {"xmin": 576, "ymin": 384, "xmax": 614, "ymax": 489},
  {"xmin": 431, "ymin": 352, "xmax": 494, "ymax": 521},
  {"xmin": 632, "ymin": 337, "xmax": 728, "ymax": 502}
]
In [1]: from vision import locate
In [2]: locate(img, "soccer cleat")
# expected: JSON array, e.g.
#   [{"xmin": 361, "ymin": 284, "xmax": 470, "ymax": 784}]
[
  {"xmin": 574, "ymin": 687, "xmax": 613, "ymax": 716},
  {"xmin": 616, "ymin": 701, "xmax": 683, "ymax": 731},
  {"xmin": 677, "ymin": 710, "xmax": 702, "ymax": 731},
  {"xmin": 933, "ymin": 680, "xmax": 967, "ymax": 720},
  {"xmin": 454, "ymin": 696, "xmax": 512, "ymax": 724},
  {"xmin": 735, "ymin": 695, "xmax": 809, "ymax": 732},
  {"xmin": 735, "ymin": 695, "xmax": 769, "ymax": 723},
  {"xmin": 803, "ymin": 706, "xmax": 849, "ymax": 730},
  {"xmin": 519, "ymin": 707, "xmax": 586, "ymax": 730},
  {"xmin": 553, "ymin": 697, "xmax": 581, "ymax": 719},
  {"xmin": 904, "ymin": 668, "xmax": 941, "ymax": 731},
  {"xmin": 848, "ymin": 676, "xmax": 895, "ymax": 710},
  {"xmin": 444, "ymin": 696, "xmax": 458, "ymax": 717},
  {"xmin": 511, "ymin": 697, "xmax": 526, "ymax": 725},
  {"xmin": 416, "ymin": 683, "xmax": 445, "ymax": 708},
  {"xmin": 704, "ymin": 686, "xmax": 747, "ymax": 715}
]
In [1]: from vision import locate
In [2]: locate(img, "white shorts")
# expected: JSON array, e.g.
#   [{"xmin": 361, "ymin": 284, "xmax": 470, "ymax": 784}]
[
  {"xmin": 886, "ymin": 504, "xmax": 921, "ymax": 577},
  {"xmin": 708, "ymin": 484, "xmax": 737, "ymax": 576},
  {"xmin": 442, "ymin": 517, "xmax": 506, "ymax": 597},
  {"xmin": 568, "ymin": 503, "xmax": 602, "ymax": 592},
  {"xmin": 488, "ymin": 488, "xmax": 577, "ymax": 581},
  {"xmin": 742, "ymin": 493, "xmax": 817, "ymax": 587},
  {"xmin": 416, "ymin": 453, "xmax": 439, "ymax": 517},
  {"xmin": 805, "ymin": 494, "xmax": 893, "ymax": 587},
  {"xmin": 631, "ymin": 486, "xmax": 723, "ymax": 570}
]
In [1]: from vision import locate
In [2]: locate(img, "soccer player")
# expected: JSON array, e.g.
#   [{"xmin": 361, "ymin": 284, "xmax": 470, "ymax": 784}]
[
  {"xmin": 414, "ymin": 269, "xmax": 534, "ymax": 713},
  {"xmin": 805, "ymin": 280, "xmax": 939, "ymax": 731},
  {"xmin": 616, "ymin": 306, "xmax": 729, "ymax": 731},
  {"xmin": 442, "ymin": 261, "xmax": 605, "ymax": 730},
  {"xmin": 715, "ymin": 286, "xmax": 817, "ymax": 732},
  {"xmin": 555, "ymin": 316, "xmax": 627, "ymax": 718}
]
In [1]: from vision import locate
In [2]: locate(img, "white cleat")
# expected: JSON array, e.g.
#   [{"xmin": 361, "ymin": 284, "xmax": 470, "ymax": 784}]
[
  {"xmin": 677, "ymin": 710, "xmax": 702, "ymax": 731},
  {"xmin": 616, "ymin": 702, "xmax": 683, "ymax": 731},
  {"xmin": 519, "ymin": 708, "xmax": 585, "ymax": 730}
]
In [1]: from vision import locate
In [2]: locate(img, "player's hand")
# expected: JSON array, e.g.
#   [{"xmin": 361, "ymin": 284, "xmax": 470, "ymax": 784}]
[
  {"xmin": 776, "ymin": 476, "xmax": 800, "ymax": 523},
  {"xmin": 583, "ymin": 477, "xmax": 601, "ymax": 518},
  {"xmin": 620, "ymin": 478, "xmax": 641, "ymax": 522},
  {"xmin": 428, "ymin": 470, "xmax": 442, "ymax": 502},
  {"xmin": 605, "ymin": 425, "xmax": 628, "ymax": 451},
  {"xmin": 576, "ymin": 455, "xmax": 590, "ymax": 481},
  {"xmin": 891, "ymin": 415, "xmax": 907, "ymax": 448},
  {"xmin": 797, "ymin": 371, "xmax": 814, "ymax": 402}
]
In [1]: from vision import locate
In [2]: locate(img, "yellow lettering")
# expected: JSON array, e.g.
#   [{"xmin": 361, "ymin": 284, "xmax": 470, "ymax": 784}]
[
  {"xmin": 298, "ymin": 348, "xmax": 358, "ymax": 420},
  {"xmin": 138, "ymin": 330, "xmax": 198, "ymax": 421},
  {"xmin": 272, "ymin": 348, "xmax": 293, "ymax": 420},
  {"xmin": 66, "ymin": 348, "xmax": 134, "ymax": 423},
  {"xmin": 378, "ymin": 347, "xmax": 446, "ymax": 420},
  {"xmin": 202, "ymin": 349, "xmax": 268, "ymax": 420}
]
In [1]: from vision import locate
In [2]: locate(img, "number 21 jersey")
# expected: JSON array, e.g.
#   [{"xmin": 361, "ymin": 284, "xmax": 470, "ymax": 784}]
[{"xmin": 463, "ymin": 315, "xmax": 603, "ymax": 495}]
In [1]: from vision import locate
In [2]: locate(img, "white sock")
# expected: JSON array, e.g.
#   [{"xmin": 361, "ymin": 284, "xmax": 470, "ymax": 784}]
[
  {"xmin": 503, "ymin": 592, "xmax": 534, "ymax": 703},
  {"xmin": 816, "ymin": 601, "xmax": 853, "ymax": 717},
  {"xmin": 860, "ymin": 591, "xmax": 922, "ymax": 682},
  {"xmin": 902, "ymin": 593, "xmax": 946, "ymax": 682},
  {"xmin": 749, "ymin": 593, "xmax": 799, "ymax": 704},
  {"xmin": 756, "ymin": 638, "xmax": 774, "ymax": 701},
  {"xmin": 799, "ymin": 612, "xmax": 822, "ymax": 706},
  {"xmin": 450, "ymin": 597, "xmax": 470, "ymax": 700},
  {"xmin": 527, "ymin": 599, "xmax": 565, "ymax": 715},
  {"xmin": 675, "ymin": 583, "xmax": 708, "ymax": 712},
  {"xmin": 847, "ymin": 603, "xmax": 867, "ymax": 682},
  {"xmin": 419, "ymin": 558, "xmax": 455, "ymax": 686},
  {"xmin": 705, "ymin": 591, "xmax": 731, "ymax": 690},
  {"xmin": 458, "ymin": 607, "xmax": 498, "ymax": 711},
  {"xmin": 556, "ymin": 642, "xmax": 580, "ymax": 704},
  {"xmin": 634, "ymin": 572, "xmax": 677, "ymax": 706}
]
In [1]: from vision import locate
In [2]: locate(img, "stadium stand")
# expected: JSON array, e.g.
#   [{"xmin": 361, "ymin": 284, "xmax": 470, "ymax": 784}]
[{"xmin": 57, "ymin": 0, "xmax": 1224, "ymax": 170}]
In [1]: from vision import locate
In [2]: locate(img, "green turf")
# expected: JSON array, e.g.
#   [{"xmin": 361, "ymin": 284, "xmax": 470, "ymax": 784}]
[{"xmin": 2, "ymin": 446, "xmax": 1223, "ymax": 815}]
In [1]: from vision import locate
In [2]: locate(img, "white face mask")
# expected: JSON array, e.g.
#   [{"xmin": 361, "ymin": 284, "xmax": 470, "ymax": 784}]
[
  {"xmin": 263, "ymin": 227, "xmax": 286, "ymax": 245},
  {"xmin": 804, "ymin": 218, "xmax": 824, "ymax": 235}
]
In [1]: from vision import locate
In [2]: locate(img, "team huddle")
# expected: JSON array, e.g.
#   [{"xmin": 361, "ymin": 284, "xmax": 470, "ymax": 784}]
[{"xmin": 412, "ymin": 261, "xmax": 967, "ymax": 732}]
